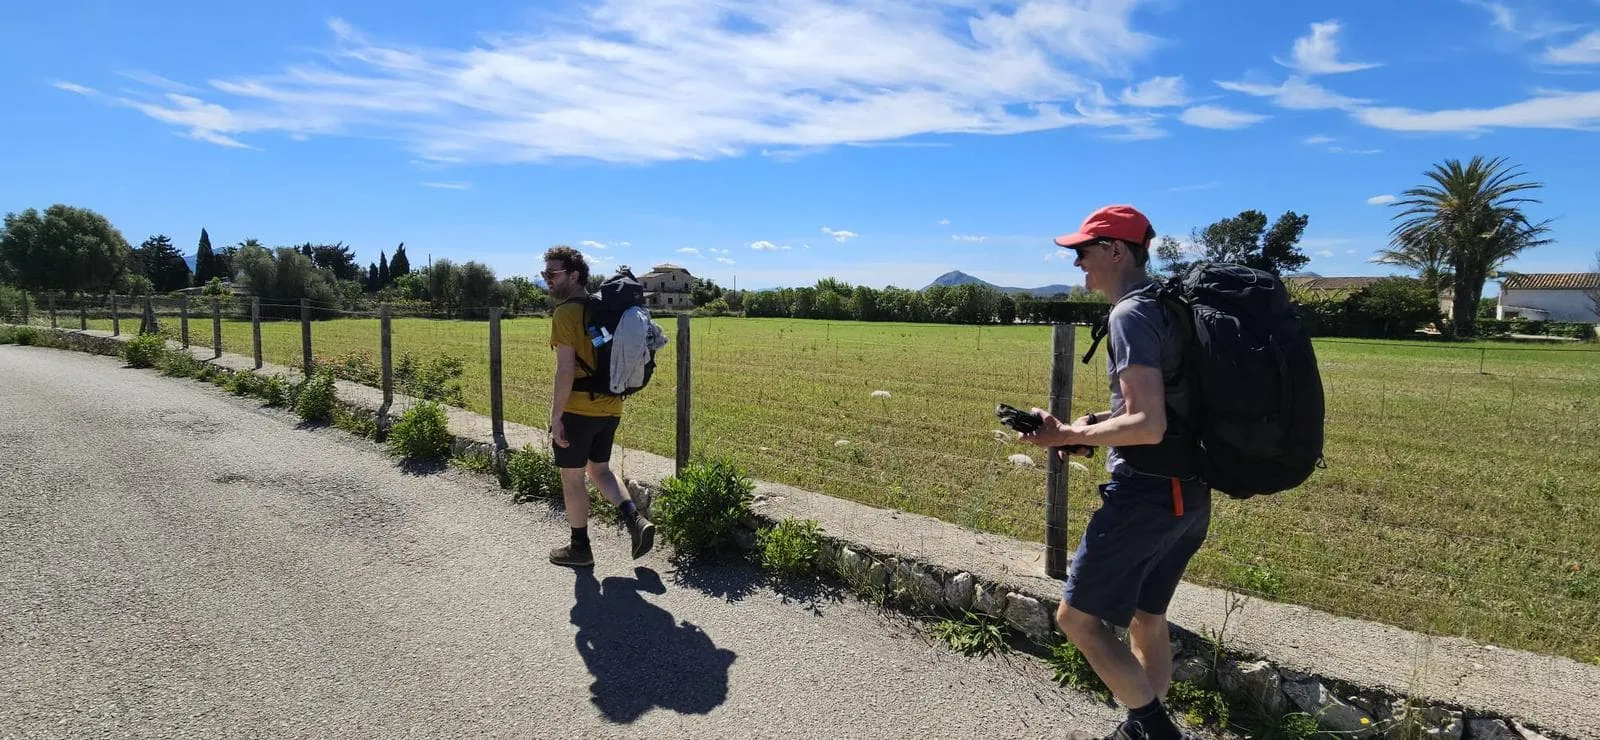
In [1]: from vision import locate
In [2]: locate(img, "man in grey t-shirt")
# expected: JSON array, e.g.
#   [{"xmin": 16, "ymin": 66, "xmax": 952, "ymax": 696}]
[{"xmin": 1020, "ymin": 204, "xmax": 1208, "ymax": 740}]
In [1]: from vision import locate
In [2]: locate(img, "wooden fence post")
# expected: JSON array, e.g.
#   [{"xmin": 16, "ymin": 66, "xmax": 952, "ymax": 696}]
[
  {"xmin": 48, "ymin": 293, "xmax": 56, "ymax": 329},
  {"xmin": 1044, "ymin": 323, "xmax": 1076, "ymax": 580},
  {"xmin": 300, "ymin": 299, "xmax": 313, "ymax": 378},
  {"xmin": 211, "ymin": 298, "xmax": 222, "ymax": 359},
  {"xmin": 377, "ymin": 305, "xmax": 393, "ymax": 440},
  {"xmin": 489, "ymin": 308, "xmax": 508, "ymax": 475},
  {"xmin": 179, "ymin": 297, "xmax": 189, "ymax": 348},
  {"xmin": 79, "ymin": 297, "xmax": 87, "ymax": 331},
  {"xmin": 251, "ymin": 297, "xmax": 263, "ymax": 369},
  {"xmin": 676, "ymin": 314, "xmax": 692, "ymax": 474},
  {"xmin": 110, "ymin": 294, "xmax": 120, "ymax": 336},
  {"xmin": 142, "ymin": 295, "xmax": 157, "ymax": 335},
  {"xmin": 19, "ymin": 290, "xmax": 28, "ymax": 325}
]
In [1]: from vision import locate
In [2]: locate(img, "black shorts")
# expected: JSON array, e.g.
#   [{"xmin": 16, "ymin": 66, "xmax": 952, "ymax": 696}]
[
  {"xmin": 553, "ymin": 412, "xmax": 620, "ymax": 468},
  {"xmin": 1062, "ymin": 473, "xmax": 1211, "ymax": 628}
]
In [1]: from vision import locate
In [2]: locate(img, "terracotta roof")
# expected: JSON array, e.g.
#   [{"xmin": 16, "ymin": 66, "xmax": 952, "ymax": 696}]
[
  {"xmin": 1285, "ymin": 276, "xmax": 1403, "ymax": 291},
  {"xmin": 1499, "ymin": 273, "xmax": 1600, "ymax": 290}
]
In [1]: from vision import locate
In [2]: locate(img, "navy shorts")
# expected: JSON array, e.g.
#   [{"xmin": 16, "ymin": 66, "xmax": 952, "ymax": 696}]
[
  {"xmin": 552, "ymin": 412, "xmax": 620, "ymax": 469},
  {"xmin": 1063, "ymin": 472, "xmax": 1211, "ymax": 628}
]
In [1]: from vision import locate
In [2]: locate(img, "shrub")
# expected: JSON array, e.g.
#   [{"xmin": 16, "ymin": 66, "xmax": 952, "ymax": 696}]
[
  {"xmin": 223, "ymin": 370, "xmax": 260, "ymax": 396},
  {"xmin": 260, "ymin": 374, "xmax": 290, "ymax": 407},
  {"xmin": 315, "ymin": 350, "xmax": 381, "ymax": 385},
  {"xmin": 757, "ymin": 517, "xmax": 823, "ymax": 575},
  {"xmin": 10, "ymin": 326, "xmax": 41, "ymax": 346},
  {"xmin": 0, "ymin": 326, "xmax": 16, "ymax": 344},
  {"xmin": 156, "ymin": 349, "xmax": 203, "ymax": 377},
  {"xmin": 652, "ymin": 457, "xmax": 754, "ymax": 555},
  {"xmin": 333, "ymin": 404, "xmax": 377, "ymax": 439},
  {"xmin": 506, "ymin": 445, "xmax": 563, "ymax": 503},
  {"xmin": 294, "ymin": 369, "xmax": 338, "ymax": 423},
  {"xmin": 1167, "ymin": 680, "xmax": 1229, "ymax": 729},
  {"xmin": 395, "ymin": 352, "xmax": 466, "ymax": 406},
  {"xmin": 385, "ymin": 401, "xmax": 452, "ymax": 460},
  {"xmin": 120, "ymin": 333, "xmax": 168, "ymax": 368},
  {"xmin": 932, "ymin": 611, "xmax": 1011, "ymax": 658}
]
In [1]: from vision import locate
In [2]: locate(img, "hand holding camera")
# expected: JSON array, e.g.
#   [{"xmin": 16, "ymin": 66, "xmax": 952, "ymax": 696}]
[{"xmin": 995, "ymin": 403, "xmax": 1095, "ymax": 458}]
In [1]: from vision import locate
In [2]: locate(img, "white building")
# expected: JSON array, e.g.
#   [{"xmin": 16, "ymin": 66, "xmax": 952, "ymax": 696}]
[
  {"xmin": 639, "ymin": 263, "xmax": 693, "ymax": 310},
  {"xmin": 1496, "ymin": 273, "xmax": 1600, "ymax": 323}
]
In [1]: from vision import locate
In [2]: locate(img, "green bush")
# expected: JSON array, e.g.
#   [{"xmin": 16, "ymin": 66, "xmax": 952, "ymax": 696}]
[
  {"xmin": 652, "ymin": 457, "xmax": 755, "ymax": 555},
  {"xmin": 395, "ymin": 352, "xmax": 466, "ymax": 406},
  {"xmin": 757, "ymin": 517, "xmax": 823, "ymax": 575},
  {"xmin": 333, "ymin": 404, "xmax": 377, "ymax": 439},
  {"xmin": 157, "ymin": 351, "xmax": 203, "ymax": 378},
  {"xmin": 223, "ymin": 370, "xmax": 260, "ymax": 396},
  {"xmin": 315, "ymin": 349, "xmax": 381, "ymax": 385},
  {"xmin": 9, "ymin": 326, "xmax": 41, "ymax": 346},
  {"xmin": 294, "ymin": 369, "xmax": 338, "ymax": 423},
  {"xmin": 259, "ymin": 374, "xmax": 290, "ymax": 407},
  {"xmin": 385, "ymin": 401, "xmax": 452, "ymax": 460},
  {"xmin": 932, "ymin": 611, "xmax": 1010, "ymax": 658},
  {"xmin": 1168, "ymin": 680, "xmax": 1229, "ymax": 729},
  {"xmin": 120, "ymin": 333, "xmax": 168, "ymax": 368},
  {"xmin": 0, "ymin": 326, "xmax": 16, "ymax": 344},
  {"xmin": 506, "ymin": 444, "xmax": 563, "ymax": 502}
]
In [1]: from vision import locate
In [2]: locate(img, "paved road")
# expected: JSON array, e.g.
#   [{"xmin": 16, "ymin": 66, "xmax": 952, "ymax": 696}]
[{"xmin": 0, "ymin": 345, "xmax": 1125, "ymax": 738}]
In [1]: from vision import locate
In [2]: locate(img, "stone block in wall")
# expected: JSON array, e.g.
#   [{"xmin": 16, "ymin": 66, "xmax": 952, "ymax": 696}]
[
  {"xmin": 894, "ymin": 561, "xmax": 942, "ymax": 608},
  {"xmin": 1465, "ymin": 719, "xmax": 1519, "ymax": 740},
  {"xmin": 1221, "ymin": 660, "xmax": 1286, "ymax": 717},
  {"xmin": 1282, "ymin": 677, "xmax": 1374, "ymax": 736},
  {"xmin": 1002, "ymin": 593, "xmax": 1052, "ymax": 640},
  {"xmin": 942, "ymin": 572, "xmax": 974, "ymax": 612},
  {"xmin": 973, "ymin": 582, "xmax": 1006, "ymax": 618}
]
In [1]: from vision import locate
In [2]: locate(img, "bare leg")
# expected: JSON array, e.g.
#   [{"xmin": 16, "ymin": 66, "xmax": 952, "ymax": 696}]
[
  {"xmin": 586, "ymin": 460, "xmax": 629, "ymax": 508},
  {"xmin": 1129, "ymin": 610, "xmax": 1174, "ymax": 699},
  {"xmin": 1056, "ymin": 602, "xmax": 1157, "ymax": 709},
  {"xmin": 560, "ymin": 468, "xmax": 589, "ymax": 529}
]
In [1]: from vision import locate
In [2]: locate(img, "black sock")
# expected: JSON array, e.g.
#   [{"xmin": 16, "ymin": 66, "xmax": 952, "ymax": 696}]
[
  {"xmin": 619, "ymin": 499, "xmax": 638, "ymax": 525},
  {"xmin": 570, "ymin": 527, "xmax": 590, "ymax": 551},
  {"xmin": 1128, "ymin": 699, "xmax": 1179, "ymax": 740}
]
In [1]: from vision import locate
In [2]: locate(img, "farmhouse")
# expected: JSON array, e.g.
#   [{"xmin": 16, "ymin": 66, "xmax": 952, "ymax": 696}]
[
  {"xmin": 1496, "ymin": 273, "xmax": 1600, "ymax": 323},
  {"xmin": 640, "ymin": 263, "xmax": 693, "ymax": 310}
]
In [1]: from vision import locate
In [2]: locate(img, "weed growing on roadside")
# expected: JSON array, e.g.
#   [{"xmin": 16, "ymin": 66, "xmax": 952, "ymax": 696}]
[
  {"xmin": 932, "ymin": 611, "xmax": 1011, "ymax": 658},
  {"xmin": 333, "ymin": 404, "xmax": 377, "ymax": 439},
  {"xmin": 259, "ymin": 375, "xmax": 289, "ymax": 407},
  {"xmin": 1167, "ymin": 680, "xmax": 1229, "ymax": 729},
  {"xmin": 9, "ymin": 326, "xmax": 41, "ymax": 346},
  {"xmin": 385, "ymin": 401, "xmax": 451, "ymax": 460},
  {"xmin": 756, "ymin": 517, "xmax": 823, "ymax": 575},
  {"xmin": 653, "ymin": 457, "xmax": 754, "ymax": 555},
  {"xmin": 120, "ymin": 333, "xmax": 168, "ymax": 368},
  {"xmin": 506, "ymin": 445, "xmax": 563, "ymax": 503},
  {"xmin": 294, "ymin": 370, "xmax": 337, "ymax": 423},
  {"xmin": 158, "ymin": 351, "xmax": 203, "ymax": 378},
  {"xmin": 451, "ymin": 449, "xmax": 495, "ymax": 474},
  {"xmin": 395, "ymin": 352, "xmax": 466, "ymax": 406}
]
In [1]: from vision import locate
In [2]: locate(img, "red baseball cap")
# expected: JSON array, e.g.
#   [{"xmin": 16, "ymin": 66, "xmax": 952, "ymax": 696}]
[{"xmin": 1053, "ymin": 205, "xmax": 1152, "ymax": 249}]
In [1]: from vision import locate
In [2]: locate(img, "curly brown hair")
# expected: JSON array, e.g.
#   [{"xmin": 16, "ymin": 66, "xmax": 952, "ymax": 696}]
[{"xmin": 542, "ymin": 245, "xmax": 590, "ymax": 285}]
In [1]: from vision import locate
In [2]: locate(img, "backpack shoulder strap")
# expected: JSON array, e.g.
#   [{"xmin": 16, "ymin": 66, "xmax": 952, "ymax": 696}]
[{"xmin": 1080, "ymin": 281, "xmax": 1166, "ymax": 365}]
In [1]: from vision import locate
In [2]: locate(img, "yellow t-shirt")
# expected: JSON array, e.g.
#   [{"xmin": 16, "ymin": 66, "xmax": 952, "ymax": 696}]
[{"xmin": 550, "ymin": 300, "xmax": 624, "ymax": 418}]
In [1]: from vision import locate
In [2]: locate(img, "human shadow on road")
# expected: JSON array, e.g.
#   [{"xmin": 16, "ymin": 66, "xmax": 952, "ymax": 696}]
[
  {"xmin": 571, "ymin": 566, "xmax": 738, "ymax": 724},
  {"xmin": 669, "ymin": 555, "xmax": 843, "ymax": 617}
]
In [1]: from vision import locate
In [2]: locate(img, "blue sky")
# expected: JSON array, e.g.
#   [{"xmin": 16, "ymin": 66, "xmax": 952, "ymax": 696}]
[{"xmin": 3, "ymin": 0, "xmax": 1599, "ymax": 293}]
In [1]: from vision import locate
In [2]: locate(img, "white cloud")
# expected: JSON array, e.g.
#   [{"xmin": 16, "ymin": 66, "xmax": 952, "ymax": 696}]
[
  {"xmin": 707, "ymin": 248, "xmax": 730, "ymax": 255},
  {"xmin": 1274, "ymin": 20, "xmax": 1380, "ymax": 75},
  {"xmin": 1179, "ymin": 104, "xmax": 1267, "ymax": 129},
  {"xmin": 1119, "ymin": 75, "xmax": 1187, "ymax": 107},
  {"xmin": 937, "ymin": 218, "xmax": 951, "ymax": 226},
  {"xmin": 1317, "ymin": 250, "xmax": 1335, "ymax": 258},
  {"xmin": 1216, "ymin": 77, "xmax": 1370, "ymax": 110},
  {"xmin": 1352, "ymin": 89, "xmax": 1600, "ymax": 132},
  {"xmin": 750, "ymin": 240, "xmax": 792, "ymax": 251},
  {"xmin": 952, "ymin": 234, "xmax": 987, "ymax": 243},
  {"xmin": 1303, "ymin": 134, "xmax": 1335, "ymax": 145},
  {"xmin": 716, "ymin": 257, "xmax": 735, "ymax": 264},
  {"xmin": 821, "ymin": 226, "xmax": 859, "ymax": 242},
  {"xmin": 79, "ymin": 2, "xmax": 1183, "ymax": 161},
  {"xmin": 421, "ymin": 181, "xmax": 471, "ymax": 189},
  {"xmin": 1366, "ymin": 194, "xmax": 1397, "ymax": 205},
  {"xmin": 52, "ymin": 81, "xmax": 99, "ymax": 96},
  {"xmin": 1544, "ymin": 31, "xmax": 1600, "ymax": 64},
  {"xmin": 617, "ymin": 241, "xmax": 631, "ymax": 247},
  {"xmin": 580, "ymin": 239, "xmax": 608, "ymax": 249},
  {"xmin": 677, "ymin": 247, "xmax": 700, "ymax": 255},
  {"xmin": 117, "ymin": 71, "xmax": 199, "ymax": 93},
  {"xmin": 1462, "ymin": 0, "xmax": 1578, "ymax": 40},
  {"xmin": 1335, "ymin": 147, "xmax": 1383, "ymax": 155}
]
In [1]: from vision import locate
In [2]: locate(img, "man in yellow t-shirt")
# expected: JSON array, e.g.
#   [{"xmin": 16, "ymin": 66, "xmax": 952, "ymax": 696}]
[{"xmin": 542, "ymin": 245, "xmax": 654, "ymax": 568}]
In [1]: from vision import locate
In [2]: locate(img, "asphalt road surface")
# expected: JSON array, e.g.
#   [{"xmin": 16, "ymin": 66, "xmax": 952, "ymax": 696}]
[{"xmin": 1, "ymin": 345, "xmax": 1126, "ymax": 739}]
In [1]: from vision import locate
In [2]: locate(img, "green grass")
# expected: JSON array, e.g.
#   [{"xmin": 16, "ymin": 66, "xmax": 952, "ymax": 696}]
[{"xmin": 108, "ymin": 313, "xmax": 1600, "ymax": 662}]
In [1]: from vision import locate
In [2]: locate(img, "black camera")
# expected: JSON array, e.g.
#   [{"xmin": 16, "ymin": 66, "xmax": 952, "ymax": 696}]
[{"xmin": 995, "ymin": 403, "xmax": 1096, "ymax": 458}]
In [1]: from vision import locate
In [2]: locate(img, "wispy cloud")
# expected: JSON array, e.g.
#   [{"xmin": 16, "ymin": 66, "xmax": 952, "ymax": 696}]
[
  {"xmin": 1331, "ymin": 146, "xmax": 1383, "ymax": 154},
  {"xmin": 618, "ymin": 241, "xmax": 631, "ymax": 247},
  {"xmin": 1544, "ymin": 30, "xmax": 1600, "ymax": 64},
  {"xmin": 821, "ymin": 226, "xmax": 859, "ymax": 242},
  {"xmin": 1366, "ymin": 194, "xmax": 1396, "ymax": 205},
  {"xmin": 1216, "ymin": 76, "xmax": 1370, "ymax": 110},
  {"xmin": 1165, "ymin": 180, "xmax": 1221, "ymax": 192},
  {"xmin": 116, "ymin": 71, "xmax": 199, "ymax": 93},
  {"xmin": 677, "ymin": 247, "xmax": 700, "ymax": 255},
  {"xmin": 750, "ymin": 240, "xmax": 791, "ymax": 252},
  {"xmin": 1179, "ymin": 104, "xmax": 1267, "ymax": 129},
  {"xmin": 580, "ymin": 239, "xmax": 607, "ymax": 249},
  {"xmin": 421, "ymin": 181, "xmax": 471, "ymax": 190},
  {"xmin": 52, "ymin": 81, "xmax": 100, "ymax": 96},
  {"xmin": 1352, "ymin": 89, "xmax": 1600, "ymax": 132},
  {"xmin": 952, "ymin": 234, "xmax": 987, "ymax": 243},
  {"xmin": 716, "ymin": 257, "xmax": 735, "ymax": 264},
  {"xmin": 1303, "ymin": 134, "xmax": 1335, "ymax": 145},
  {"xmin": 937, "ymin": 218, "xmax": 951, "ymax": 226},
  {"xmin": 1461, "ymin": 0, "xmax": 1578, "ymax": 40},
  {"xmin": 1274, "ymin": 20, "xmax": 1380, "ymax": 75},
  {"xmin": 1119, "ymin": 75, "xmax": 1187, "ymax": 107},
  {"xmin": 1317, "ymin": 249, "xmax": 1335, "ymax": 258},
  {"xmin": 69, "ymin": 2, "xmax": 1187, "ymax": 162}
]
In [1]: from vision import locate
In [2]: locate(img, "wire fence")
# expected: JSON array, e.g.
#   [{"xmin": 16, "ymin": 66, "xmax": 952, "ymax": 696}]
[{"xmin": 5, "ymin": 290, "xmax": 1599, "ymax": 665}]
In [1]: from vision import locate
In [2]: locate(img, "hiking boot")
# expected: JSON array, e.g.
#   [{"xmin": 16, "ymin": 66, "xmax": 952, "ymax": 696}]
[
  {"xmin": 627, "ymin": 516, "xmax": 656, "ymax": 559},
  {"xmin": 549, "ymin": 544, "xmax": 594, "ymax": 568}
]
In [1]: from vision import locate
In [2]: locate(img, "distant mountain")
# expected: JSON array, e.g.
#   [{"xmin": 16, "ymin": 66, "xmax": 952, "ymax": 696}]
[{"xmin": 925, "ymin": 270, "xmax": 1080, "ymax": 298}]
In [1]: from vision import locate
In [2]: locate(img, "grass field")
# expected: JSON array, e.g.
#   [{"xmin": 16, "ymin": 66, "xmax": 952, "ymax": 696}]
[{"xmin": 81, "ymin": 311, "xmax": 1600, "ymax": 663}]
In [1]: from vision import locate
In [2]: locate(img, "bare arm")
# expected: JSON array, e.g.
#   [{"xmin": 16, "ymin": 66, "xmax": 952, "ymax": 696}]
[
  {"xmin": 551, "ymin": 344, "xmax": 576, "ymax": 423},
  {"xmin": 1025, "ymin": 365, "xmax": 1166, "ymax": 448}
]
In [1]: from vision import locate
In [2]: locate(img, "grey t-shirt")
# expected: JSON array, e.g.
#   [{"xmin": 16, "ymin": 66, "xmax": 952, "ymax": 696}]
[{"xmin": 1104, "ymin": 279, "xmax": 1191, "ymax": 476}]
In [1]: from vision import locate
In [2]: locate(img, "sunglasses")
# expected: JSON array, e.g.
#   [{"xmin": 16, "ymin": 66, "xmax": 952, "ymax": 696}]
[{"xmin": 540, "ymin": 268, "xmax": 569, "ymax": 279}]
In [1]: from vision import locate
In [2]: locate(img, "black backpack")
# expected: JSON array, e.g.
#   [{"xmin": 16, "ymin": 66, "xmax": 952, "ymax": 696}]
[
  {"xmin": 570, "ymin": 268, "xmax": 657, "ymax": 399},
  {"xmin": 1087, "ymin": 262, "xmax": 1326, "ymax": 499}
]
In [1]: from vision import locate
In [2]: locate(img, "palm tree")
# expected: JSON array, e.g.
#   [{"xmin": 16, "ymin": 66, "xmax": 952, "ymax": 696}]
[
  {"xmin": 1389, "ymin": 156, "xmax": 1552, "ymax": 339},
  {"xmin": 1372, "ymin": 229, "xmax": 1453, "ymax": 330}
]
